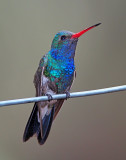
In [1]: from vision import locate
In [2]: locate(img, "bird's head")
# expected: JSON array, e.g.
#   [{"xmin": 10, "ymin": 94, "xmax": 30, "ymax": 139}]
[{"xmin": 51, "ymin": 23, "xmax": 101, "ymax": 59}]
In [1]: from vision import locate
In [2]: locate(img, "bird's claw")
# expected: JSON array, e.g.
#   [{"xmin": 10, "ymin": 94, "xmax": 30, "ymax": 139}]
[
  {"xmin": 65, "ymin": 91, "xmax": 70, "ymax": 100},
  {"xmin": 46, "ymin": 94, "xmax": 53, "ymax": 101}
]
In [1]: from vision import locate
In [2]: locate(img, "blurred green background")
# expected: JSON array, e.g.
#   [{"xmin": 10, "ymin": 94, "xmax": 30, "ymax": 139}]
[{"xmin": 0, "ymin": 0, "xmax": 126, "ymax": 160}]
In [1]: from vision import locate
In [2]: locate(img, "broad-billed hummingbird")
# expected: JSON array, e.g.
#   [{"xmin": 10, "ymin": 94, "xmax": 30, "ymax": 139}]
[{"xmin": 23, "ymin": 23, "xmax": 101, "ymax": 145}]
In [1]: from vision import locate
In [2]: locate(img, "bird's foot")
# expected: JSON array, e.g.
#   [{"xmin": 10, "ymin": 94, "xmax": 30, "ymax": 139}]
[
  {"xmin": 65, "ymin": 91, "xmax": 70, "ymax": 100},
  {"xmin": 46, "ymin": 94, "xmax": 57, "ymax": 106},
  {"xmin": 46, "ymin": 94, "xmax": 53, "ymax": 101}
]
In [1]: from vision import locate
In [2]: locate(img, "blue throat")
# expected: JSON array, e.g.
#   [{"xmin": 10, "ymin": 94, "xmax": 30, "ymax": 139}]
[{"xmin": 50, "ymin": 49, "xmax": 75, "ymax": 71}]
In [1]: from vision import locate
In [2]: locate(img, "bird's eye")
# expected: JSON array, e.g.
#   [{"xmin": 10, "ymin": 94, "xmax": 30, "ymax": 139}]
[{"xmin": 61, "ymin": 35, "xmax": 66, "ymax": 41}]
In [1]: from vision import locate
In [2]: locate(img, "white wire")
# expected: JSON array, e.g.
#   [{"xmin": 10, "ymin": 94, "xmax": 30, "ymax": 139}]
[{"xmin": 0, "ymin": 85, "xmax": 126, "ymax": 107}]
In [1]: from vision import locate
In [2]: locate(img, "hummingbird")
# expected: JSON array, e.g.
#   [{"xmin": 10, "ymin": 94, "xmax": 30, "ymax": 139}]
[{"xmin": 23, "ymin": 23, "xmax": 101, "ymax": 145}]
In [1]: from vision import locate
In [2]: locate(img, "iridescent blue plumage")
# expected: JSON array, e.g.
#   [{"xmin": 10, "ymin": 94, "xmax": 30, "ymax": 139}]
[
  {"xmin": 46, "ymin": 50, "xmax": 75, "ymax": 92},
  {"xmin": 23, "ymin": 23, "xmax": 101, "ymax": 145}
]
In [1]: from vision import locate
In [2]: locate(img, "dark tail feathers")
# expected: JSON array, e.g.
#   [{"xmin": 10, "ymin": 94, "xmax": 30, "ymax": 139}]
[{"xmin": 23, "ymin": 103, "xmax": 54, "ymax": 145}]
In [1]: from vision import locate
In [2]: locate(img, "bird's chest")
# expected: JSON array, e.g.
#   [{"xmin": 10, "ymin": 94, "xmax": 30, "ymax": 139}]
[
  {"xmin": 46, "ymin": 63, "xmax": 75, "ymax": 92},
  {"xmin": 47, "ymin": 62, "xmax": 74, "ymax": 80}
]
